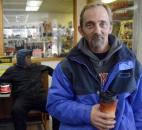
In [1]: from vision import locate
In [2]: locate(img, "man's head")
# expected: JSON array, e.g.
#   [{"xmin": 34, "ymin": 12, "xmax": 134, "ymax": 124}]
[
  {"xmin": 16, "ymin": 49, "xmax": 32, "ymax": 66},
  {"xmin": 78, "ymin": 2, "xmax": 113, "ymax": 53}
]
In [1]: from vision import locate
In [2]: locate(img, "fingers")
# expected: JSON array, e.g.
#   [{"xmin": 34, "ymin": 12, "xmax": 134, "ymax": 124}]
[
  {"xmin": 94, "ymin": 115, "xmax": 116, "ymax": 130},
  {"xmin": 91, "ymin": 104, "xmax": 116, "ymax": 130},
  {"xmin": 99, "ymin": 111, "xmax": 115, "ymax": 120},
  {"xmin": 97, "ymin": 115, "xmax": 116, "ymax": 124},
  {"xmin": 95, "ymin": 118, "xmax": 116, "ymax": 130}
]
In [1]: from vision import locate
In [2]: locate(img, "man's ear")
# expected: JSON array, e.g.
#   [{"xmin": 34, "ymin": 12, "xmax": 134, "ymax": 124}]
[
  {"xmin": 109, "ymin": 25, "xmax": 113, "ymax": 34},
  {"xmin": 78, "ymin": 26, "xmax": 84, "ymax": 36}
]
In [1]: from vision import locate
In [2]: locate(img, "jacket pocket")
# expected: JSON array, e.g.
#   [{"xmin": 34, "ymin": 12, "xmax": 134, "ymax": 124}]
[
  {"xmin": 108, "ymin": 69, "xmax": 136, "ymax": 94},
  {"xmin": 119, "ymin": 115, "xmax": 136, "ymax": 130}
]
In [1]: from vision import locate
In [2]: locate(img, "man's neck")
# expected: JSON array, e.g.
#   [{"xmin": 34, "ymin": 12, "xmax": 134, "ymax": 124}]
[{"xmin": 91, "ymin": 43, "xmax": 110, "ymax": 53}]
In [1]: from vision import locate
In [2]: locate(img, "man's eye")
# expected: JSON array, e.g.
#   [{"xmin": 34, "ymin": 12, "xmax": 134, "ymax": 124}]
[
  {"xmin": 85, "ymin": 23, "xmax": 94, "ymax": 29},
  {"xmin": 100, "ymin": 22, "xmax": 108, "ymax": 28}
]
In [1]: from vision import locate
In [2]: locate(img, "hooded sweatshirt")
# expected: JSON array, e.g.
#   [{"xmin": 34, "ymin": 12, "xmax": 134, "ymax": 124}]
[{"xmin": 78, "ymin": 35, "xmax": 122, "ymax": 86}]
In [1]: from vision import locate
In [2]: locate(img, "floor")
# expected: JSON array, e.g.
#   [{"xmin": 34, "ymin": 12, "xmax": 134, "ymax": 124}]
[{"xmin": 0, "ymin": 116, "xmax": 52, "ymax": 130}]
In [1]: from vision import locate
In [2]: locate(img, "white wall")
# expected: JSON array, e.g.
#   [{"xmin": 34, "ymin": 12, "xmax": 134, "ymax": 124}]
[{"xmin": 41, "ymin": 60, "xmax": 60, "ymax": 69}]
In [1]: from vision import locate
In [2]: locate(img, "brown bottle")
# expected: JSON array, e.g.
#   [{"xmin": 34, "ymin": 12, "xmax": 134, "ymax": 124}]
[{"xmin": 99, "ymin": 91, "xmax": 117, "ymax": 116}]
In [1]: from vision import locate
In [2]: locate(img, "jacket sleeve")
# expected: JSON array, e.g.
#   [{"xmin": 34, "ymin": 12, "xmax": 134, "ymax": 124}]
[
  {"xmin": 46, "ymin": 64, "xmax": 92, "ymax": 125},
  {"xmin": 129, "ymin": 61, "xmax": 142, "ymax": 129},
  {"xmin": 130, "ymin": 73, "xmax": 142, "ymax": 129},
  {"xmin": 40, "ymin": 65, "xmax": 54, "ymax": 76}
]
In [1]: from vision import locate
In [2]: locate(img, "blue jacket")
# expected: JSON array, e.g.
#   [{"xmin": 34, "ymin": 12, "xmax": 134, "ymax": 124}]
[{"xmin": 47, "ymin": 38, "xmax": 142, "ymax": 130}]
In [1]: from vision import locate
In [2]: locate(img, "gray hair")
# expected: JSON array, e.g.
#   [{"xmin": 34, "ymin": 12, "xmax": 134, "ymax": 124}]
[{"xmin": 80, "ymin": 2, "xmax": 113, "ymax": 27}]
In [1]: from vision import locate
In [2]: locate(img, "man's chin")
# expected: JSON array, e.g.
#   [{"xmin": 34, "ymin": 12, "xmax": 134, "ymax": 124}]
[
  {"xmin": 92, "ymin": 42, "xmax": 105, "ymax": 50},
  {"xmin": 93, "ymin": 41, "xmax": 104, "ymax": 47}
]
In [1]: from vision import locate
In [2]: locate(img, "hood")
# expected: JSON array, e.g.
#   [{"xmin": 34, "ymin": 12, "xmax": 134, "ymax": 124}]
[
  {"xmin": 78, "ymin": 34, "xmax": 122, "ymax": 63},
  {"xmin": 16, "ymin": 49, "xmax": 32, "ymax": 66},
  {"xmin": 66, "ymin": 34, "xmax": 135, "ymax": 67}
]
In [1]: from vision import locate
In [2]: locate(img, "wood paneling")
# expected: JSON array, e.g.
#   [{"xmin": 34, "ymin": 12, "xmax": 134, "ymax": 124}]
[
  {"xmin": 73, "ymin": 0, "xmax": 78, "ymax": 45},
  {"xmin": 0, "ymin": 0, "xmax": 4, "ymax": 56}
]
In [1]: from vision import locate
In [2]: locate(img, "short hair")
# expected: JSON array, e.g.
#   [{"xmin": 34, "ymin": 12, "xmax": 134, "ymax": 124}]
[{"xmin": 80, "ymin": 2, "xmax": 113, "ymax": 27}]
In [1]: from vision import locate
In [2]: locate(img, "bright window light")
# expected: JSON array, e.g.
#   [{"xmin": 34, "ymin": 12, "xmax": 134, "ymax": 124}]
[
  {"xmin": 26, "ymin": 6, "xmax": 39, "ymax": 11},
  {"xmin": 101, "ymin": 0, "xmax": 117, "ymax": 4},
  {"xmin": 27, "ymin": 0, "xmax": 43, "ymax": 7}
]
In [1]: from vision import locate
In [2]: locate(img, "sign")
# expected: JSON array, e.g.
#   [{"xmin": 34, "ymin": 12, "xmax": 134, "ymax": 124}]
[{"xmin": 0, "ymin": 56, "xmax": 13, "ymax": 76}]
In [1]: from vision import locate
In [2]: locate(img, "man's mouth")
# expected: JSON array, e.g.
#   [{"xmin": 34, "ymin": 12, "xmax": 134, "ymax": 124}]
[{"xmin": 93, "ymin": 35, "xmax": 103, "ymax": 41}]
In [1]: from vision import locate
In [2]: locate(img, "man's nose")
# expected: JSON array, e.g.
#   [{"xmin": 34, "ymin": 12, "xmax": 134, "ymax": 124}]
[{"xmin": 93, "ymin": 24, "xmax": 101, "ymax": 34}]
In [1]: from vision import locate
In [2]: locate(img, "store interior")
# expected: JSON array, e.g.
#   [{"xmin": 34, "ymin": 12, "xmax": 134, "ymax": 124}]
[
  {"xmin": 3, "ymin": 0, "xmax": 74, "ymax": 57},
  {"xmin": 2, "ymin": 0, "xmax": 135, "ymax": 59},
  {"xmin": 1, "ymin": 0, "xmax": 142, "ymax": 130}
]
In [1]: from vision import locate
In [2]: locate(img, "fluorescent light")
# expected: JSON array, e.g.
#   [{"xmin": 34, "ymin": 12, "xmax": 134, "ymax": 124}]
[
  {"xmin": 26, "ymin": 6, "xmax": 40, "ymax": 11},
  {"xmin": 27, "ymin": 0, "xmax": 43, "ymax": 7},
  {"xmin": 101, "ymin": 0, "xmax": 117, "ymax": 4},
  {"xmin": 25, "ymin": 0, "xmax": 43, "ymax": 11}
]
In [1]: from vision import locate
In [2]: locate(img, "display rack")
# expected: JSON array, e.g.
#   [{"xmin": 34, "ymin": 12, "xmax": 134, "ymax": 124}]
[
  {"xmin": 110, "ymin": 1, "xmax": 133, "ymax": 11},
  {"xmin": 118, "ymin": 20, "xmax": 133, "ymax": 49},
  {"xmin": 109, "ymin": 0, "xmax": 134, "ymax": 49}
]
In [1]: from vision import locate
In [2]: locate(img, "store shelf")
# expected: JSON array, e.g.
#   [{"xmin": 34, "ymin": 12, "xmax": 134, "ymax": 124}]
[
  {"xmin": 110, "ymin": 1, "xmax": 134, "ymax": 12},
  {"xmin": 113, "ymin": 11, "xmax": 133, "ymax": 20},
  {"xmin": 118, "ymin": 20, "xmax": 133, "ymax": 49},
  {"xmin": 109, "ymin": 1, "xmax": 134, "ymax": 21},
  {"xmin": 109, "ymin": 0, "xmax": 134, "ymax": 49}
]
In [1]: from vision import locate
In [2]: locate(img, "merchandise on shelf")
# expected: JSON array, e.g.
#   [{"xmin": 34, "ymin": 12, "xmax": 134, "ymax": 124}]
[
  {"xmin": 110, "ymin": 0, "xmax": 134, "ymax": 11},
  {"xmin": 118, "ymin": 20, "xmax": 133, "ymax": 49},
  {"xmin": 109, "ymin": 0, "xmax": 134, "ymax": 49},
  {"xmin": 110, "ymin": 0, "xmax": 134, "ymax": 21},
  {"xmin": 113, "ymin": 10, "xmax": 133, "ymax": 20}
]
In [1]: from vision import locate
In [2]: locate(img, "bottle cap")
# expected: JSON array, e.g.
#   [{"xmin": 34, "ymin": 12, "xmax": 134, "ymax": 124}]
[{"xmin": 100, "ymin": 91, "xmax": 117, "ymax": 103}]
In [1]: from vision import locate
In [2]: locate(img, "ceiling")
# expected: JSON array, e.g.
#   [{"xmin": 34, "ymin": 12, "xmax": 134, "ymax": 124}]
[{"xmin": 3, "ymin": 0, "xmax": 73, "ymax": 27}]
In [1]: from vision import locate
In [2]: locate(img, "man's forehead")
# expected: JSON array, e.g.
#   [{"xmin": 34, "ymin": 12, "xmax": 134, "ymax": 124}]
[{"xmin": 83, "ymin": 7, "xmax": 110, "ymax": 23}]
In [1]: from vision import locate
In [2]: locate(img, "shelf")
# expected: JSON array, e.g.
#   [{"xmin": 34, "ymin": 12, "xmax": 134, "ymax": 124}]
[
  {"xmin": 113, "ymin": 10, "xmax": 133, "ymax": 20},
  {"xmin": 109, "ymin": 1, "xmax": 134, "ymax": 12},
  {"xmin": 12, "ymin": 57, "xmax": 64, "ymax": 64},
  {"xmin": 122, "ymin": 39, "xmax": 132, "ymax": 42},
  {"xmin": 109, "ymin": 1, "xmax": 134, "ymax": 49}
]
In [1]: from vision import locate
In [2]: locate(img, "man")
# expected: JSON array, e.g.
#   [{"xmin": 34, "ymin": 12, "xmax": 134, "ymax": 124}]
[
  {"xmin": 47, "ymin": 2, "xmax": 142, "ymax": 130},
  {"xmin": 0, "ymin": 49, "xmax": 60, "ymax": 130}
]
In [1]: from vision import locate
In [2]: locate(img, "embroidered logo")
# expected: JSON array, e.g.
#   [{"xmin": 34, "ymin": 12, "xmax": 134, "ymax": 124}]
[{"xmin": 99, "ymin": 73, "xmax": 108, "ymax": 86}]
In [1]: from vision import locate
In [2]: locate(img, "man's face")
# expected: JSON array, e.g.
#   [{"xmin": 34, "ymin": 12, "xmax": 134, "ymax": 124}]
[
  {"xmin": 79, "ymin": 6, "xmax": 112, "ymax": 53},
  {"xmin": 25, "ymin": 55, "xmax": 32, "ymax": 65}
]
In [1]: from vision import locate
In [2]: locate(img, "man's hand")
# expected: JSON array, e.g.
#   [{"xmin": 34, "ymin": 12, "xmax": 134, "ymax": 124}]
[{"xmin": 91, "ymin": 104, "xmax": 116, "ymax": 130}]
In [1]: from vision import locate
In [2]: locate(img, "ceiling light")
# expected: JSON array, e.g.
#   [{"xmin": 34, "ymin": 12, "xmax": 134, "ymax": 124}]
[
  {"xmin": 25, "ymin": 0, "xmax": 43, "ymax": 11},
  {"xmin": 26, "ymin": 6, "xmax": 40, "ymax": 11},
  {"xmin": 27, "ymin": 0, "xmax": 43, "ymax": 7},
  {"xmin": 101, "ymin": 0, "xmax": 117, "ymax": 4}
]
